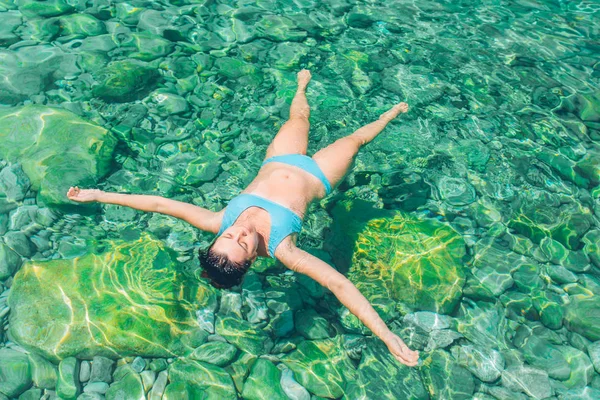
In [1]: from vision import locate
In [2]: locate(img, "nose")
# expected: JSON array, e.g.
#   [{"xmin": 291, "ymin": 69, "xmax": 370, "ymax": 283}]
[{"xmin": 232, "ymin": 228, "xmax": 247, "ymax": 240}]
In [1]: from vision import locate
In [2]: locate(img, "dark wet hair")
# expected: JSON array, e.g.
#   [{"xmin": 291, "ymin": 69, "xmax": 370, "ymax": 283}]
[{"xmin": 198, "ymin": 246, "xmax": 252, "ymax": 289}]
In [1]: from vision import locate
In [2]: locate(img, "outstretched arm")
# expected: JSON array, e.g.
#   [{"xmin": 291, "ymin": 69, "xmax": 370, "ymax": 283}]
[
  {"xmin": 66, "ymin": 186, "xmax": 221, "ymax": 233},
  {"xmin": 276, "ymin": 241, "xmax": 419, "ymax": 367}
]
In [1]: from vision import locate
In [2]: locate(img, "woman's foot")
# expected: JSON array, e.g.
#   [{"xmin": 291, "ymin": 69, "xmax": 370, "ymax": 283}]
[
  {"xmin": 297, "ymin": 69, "xmax": 312, "ymax": 92},
  {"xmin": 379, "ymin": 102, "xmax": 409, "ymax": 122}
]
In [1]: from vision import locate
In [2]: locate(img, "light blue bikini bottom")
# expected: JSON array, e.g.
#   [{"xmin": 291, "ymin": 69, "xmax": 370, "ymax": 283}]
[{"xmin": 262, "ymin": 154, "xmax": 332, "ymax": 195}]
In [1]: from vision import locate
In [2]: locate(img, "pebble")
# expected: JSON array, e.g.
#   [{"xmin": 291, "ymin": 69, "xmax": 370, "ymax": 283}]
[
  {"xmin": 148, "ymin": 370, "xmax": 168, "ymax": 400},
  {"xmin": 131, "ymin": 356, "xmax": 146, "ymax": 373},
  {"xmin": 79, "ymin": 361, "xmax": 91, "ymax": 382}
]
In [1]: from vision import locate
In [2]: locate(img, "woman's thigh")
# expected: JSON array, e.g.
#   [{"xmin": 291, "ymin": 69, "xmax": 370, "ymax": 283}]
[{"xmin": 264, "ymin": 118, "xmax": 309, "ymax": 160}]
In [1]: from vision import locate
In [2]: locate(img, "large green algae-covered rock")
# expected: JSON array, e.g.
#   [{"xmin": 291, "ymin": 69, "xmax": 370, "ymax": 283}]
[
  {"xmin": 8, "ymin": 233, "xmax": 216, "ymax": 362},
  {"xmin": 0, "ymin": 105, "xmax": 117, "ymax": 206},
  {"xmin": 327, "ymin": 199, "xmax": 467, "ymax": 315}
]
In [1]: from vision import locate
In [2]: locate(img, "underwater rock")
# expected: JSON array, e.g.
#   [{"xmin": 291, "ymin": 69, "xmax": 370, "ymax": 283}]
[
  {"xmin": 0, "ymin": 242, "xmax": 22, "ymax": 280},
  {"xmin": 517, "ymin": 335, "xmax": 570, "ymax": 380},
  {"xmin": 564, "ymin": 296, "xmax": 600, "ymax": 341},
  {"xmin": 328, "ymin": 199, "xmax": 466, "ymax": 315},
  {"xmin": 92, "ymin": 60, "xmax": 160, "ymax": 102},
  {"xmin": 403, "ymin": 311, "xmax": 452, "ymax": 332},
  {"xmin": 559, "ymin": 345, "xmax": 594, "ymax": 389},
  {"xmin": 214, "ymin": 57, "xmax": 258, "ymax": 79},
  {"xmin": 0, "ymin": 163, "xmax": 31, "ymax": 202},
  {"xmin": 512, "ymin": 263, "xmax": 544, "ymax": 293},
  {"xmin": 589, "ymin": 341, "xmax": 600, "ymax": 373},
  {"xmin": 421, "ymin": 350, "xmax": 475, "ymax": 399},
  {"xmin": 583, "ymin": 230, "xmax": 600, "ymax": 268},
  {"xmin": 509, "ymin": 198, "xmax": 593, "ymax": 250},
  {"xmin": 255, "ymin": 15, "xmax": 307, "ymax": 42},
  {"xmin": 56, "ymin": 357, "xmax": 80, "ymax": 400},
  {"xmin": 88, "ymin": 356, "xmax": 114, "ymax": 383},
  {"xmin": 224, "ymin": 351, "xmax": 257, "ymax": 393},
  {"xmin": 167, "ymin": 358, "xmax": 237, "ymax": 400},
  {"xmin": 149, "ymin": 370, "xmax": 167, "ymax": 400},
  {"xmin": 436, "ymin": 176, "xmax": 477, "ymax": 206},
  {"xmin": 0, "ymin": 105, "xmax": 117, "ymax": 206},
  {"xmin": 278, "ymin": 365, "xmax": 310, "ymax": 400},
  {"xmin": 241, "ymin": 358, "xmax": 288, "ymax": 400},
  {"xmin": 349, "ymin": 338, "xmax": 428, "ymax": 399},
  {"xmin": 282, "ymin": 338, "xmax": 356, "ymax": 399},
  {"xmin": 0, "ymin": 45, "xmax": 74, "ymax": 104},
  {"xmin": 295, "ymin": 308, "xmax": 333, "ymax": 340},
  {"xmin": 456, "ymin": 301, "xmax": 509, "ymax": 350},
  {"xmin": 451, "ymin": 345, "xmax": 504, "ymax": 383},
  {"xmin": 9, "ymin": 233, "xmax": 215, "ymax": 361},
  {"xmin": 59, "ymin": 14, "xmax": 106, "ymax": 37},
  {"xmin": 425, "ymin": 329, "xmax": 463, "ymax": 352},
  {"xmin": 16, "ymin": 0, "xmax": 74, "ymax": 18},
  {"xmin": 171, "ymin": 145, "xmax": 224, "ymax": 186},
  {"xmin": 531, "ymin": 290, "xmax": 564, "ymax": 330},
  {"xmin": 120, "ymin": 32, "xmax": 174, "ymax": 61},
  {"xmin": 28, "ymin": 353, "xmax": 57, "ymax": 389},
  {"xmin": 560, "ymin": 387, "xmax": 600, "ymax": 400},
  {"xmin": 105, "ymin": 365, "xmax": 143, "ymax": 400},
  {"xmin": 215, "ymin": 315, "xmax": 272, "ymax": 356},
  {"xmin": 147, "ymin": 89, "xmax": 189, "ymax": 116},
  {"xmin": 0, "ymin": 11, "xmax": 22, "ymax": 46},
  {"xmin": 269, "ymin": 42, "xmax": 309, "ymax": 71},
  {"xmin": 163, "ymin": 381, "xmax": 192, "ymax": 400},
  {"xmin": 0, "ymin": 349, "xmax": 32, "ymax": 398},
  {"xmin": 190, "ymin": 342, "xmax": 238, "ymax": 367},
  {"xmin": 501, "ymin": 365, "xmax": 552, "ymax": 399},
  {"xmin": 18, "ymin": 388, "xmax": 42, "ymax": 400}
]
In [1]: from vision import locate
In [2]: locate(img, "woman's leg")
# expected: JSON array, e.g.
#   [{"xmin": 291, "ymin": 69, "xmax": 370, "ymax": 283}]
[
  {"xmin": 265, "ymin": 70, "xmax": 312, "ymax": 159},
  {"xmin": 312, "ymin": 102, "xmax": 408, "ymax": 190}
]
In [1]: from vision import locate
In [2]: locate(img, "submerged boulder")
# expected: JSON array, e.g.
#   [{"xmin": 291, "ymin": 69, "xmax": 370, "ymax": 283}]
[
  {"xmin": 92, "ymin": 60, "xmax": 160, "ymax": 102},
  {"xmin": 563, "ymin": 296, "xmax": 600, "ymax": 341},
  {"xmin": 166, "ymin": 358, "xmax": 237, "ymax": 400},
  {"xmin": 345, "ymin": 338, "xmax": 428, "ymax": 399},
  {"xmin": 0, "ymin": 349, "xmax": 32, "ymax": 398},
  {"xmin": 8, "ymin": 233, "xmax": 216, "ymax": 362},
  {"xmin": 327, "ymin": 199, "xmax": 467, "ymax": 315},
  {"xmin": 0, "ymin": 105, "xmax": 117, "ymax": 206},
  {"xmin": 281, "ymin": 338, "xmax": 357, "ymax": 399},
  {"xmin": 421, "ymin": 350, "xmax": 475, "ymax": 399}
]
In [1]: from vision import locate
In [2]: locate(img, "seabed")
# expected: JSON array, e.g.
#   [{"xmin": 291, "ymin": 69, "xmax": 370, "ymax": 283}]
[{"xmin": 0, "ymin": 0, "xmax": 599, "ymax": 399}]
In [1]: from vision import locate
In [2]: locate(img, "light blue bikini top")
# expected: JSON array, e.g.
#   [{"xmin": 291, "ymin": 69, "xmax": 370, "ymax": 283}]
[{"xmin": 217, "ymin": 194, "xmax": 303, "ymax": 258}]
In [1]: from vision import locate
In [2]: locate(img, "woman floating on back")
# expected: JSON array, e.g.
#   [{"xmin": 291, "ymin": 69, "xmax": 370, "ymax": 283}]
[{"xmin": 68, "ymin": 70, "xmax": 419, "ymax": 367}]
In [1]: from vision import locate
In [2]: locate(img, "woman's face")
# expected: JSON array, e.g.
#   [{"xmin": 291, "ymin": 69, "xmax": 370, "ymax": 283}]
[{"xmin": 211, "ymin": 225, "xmax": 259, "ymax": 264}]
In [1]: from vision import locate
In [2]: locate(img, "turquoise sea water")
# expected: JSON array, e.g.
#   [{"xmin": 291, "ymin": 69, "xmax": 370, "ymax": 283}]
[{"xmin": 0, "ymin": 0, "xmax": 599, "ymax": 399}]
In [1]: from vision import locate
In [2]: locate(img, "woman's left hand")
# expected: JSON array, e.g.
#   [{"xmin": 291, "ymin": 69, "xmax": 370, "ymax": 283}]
[{"xmin": 385, "ymin": 333, "xmax": 420, "ymax": 367}]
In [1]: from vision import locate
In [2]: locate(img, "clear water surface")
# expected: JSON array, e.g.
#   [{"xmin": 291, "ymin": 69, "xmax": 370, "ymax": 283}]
[{"xmin": 0, "ymin": 0, "xmax": 599, "ymax": 399}]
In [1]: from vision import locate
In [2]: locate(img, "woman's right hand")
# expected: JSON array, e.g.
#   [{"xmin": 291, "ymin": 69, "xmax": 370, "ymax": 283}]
[
  {"xmin": 67, "ymin": 186, "xmax": 103, "ymax": 203},
  {"xmin": 385, "ymin": 333, "xmax": 420, "ymax": 367}
]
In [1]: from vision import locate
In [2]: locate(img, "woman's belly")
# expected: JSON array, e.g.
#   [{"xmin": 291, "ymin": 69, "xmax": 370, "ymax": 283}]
[{"xmin": 242, "ymin": 163, "xmax": 322, "ymax": 216}]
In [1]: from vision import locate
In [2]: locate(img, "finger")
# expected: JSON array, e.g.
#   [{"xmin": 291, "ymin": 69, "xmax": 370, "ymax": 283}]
[
  {"xmin": 393, "ymin": 350, "xmax": 412, "ymax": 365},
  {"xmin": 400, "ymin": 348, "xmax": 418, "ymax": 363},
  {"xmin": 406, "ymin": 350, "xmax": 419, "ymax": 362},
  {"xmin": 395, "ymin": 354, "xmax": 417, "ymax": 367}
]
